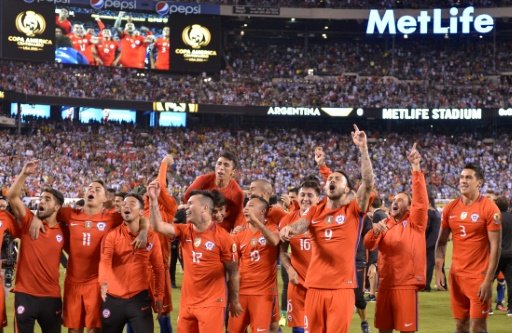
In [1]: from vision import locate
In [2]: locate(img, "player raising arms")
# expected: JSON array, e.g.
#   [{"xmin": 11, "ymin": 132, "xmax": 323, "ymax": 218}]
[
  {"xmin": 280, "ymin": 124, "xmax": 374, "ymax": 333},
  {"xmin": 8, "ymin": 160, "xmax": 67, "ymax": 333},
  {"xmin": 363, "ymin": 143, "xmax": 428, "ymax": 333},
  {"xmin": 149, "ymin": 181, "xmax": 243, "ymax": 333},
  {"xmin": 436, "ymin": 164, "xmax": 501, "ymax": 333}
]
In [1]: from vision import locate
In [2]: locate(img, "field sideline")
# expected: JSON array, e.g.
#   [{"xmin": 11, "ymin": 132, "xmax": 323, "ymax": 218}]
[{"xmin": 6, "ymin": 243, "xmax": 509, "ymax": 332}]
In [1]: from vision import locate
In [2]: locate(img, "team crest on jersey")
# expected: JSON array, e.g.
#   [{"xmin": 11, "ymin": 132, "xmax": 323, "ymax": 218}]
[
  {"xmin": 258, "ymin": 236, "xmax": 267, "ymax": 246},
  {"xmin": 85, "ymin": 221, "xmax": 92, "ymax": 229},
  {"xmin": 335, "ymin": 215, "xmax": 345, "ymax": 225},
  {"xmin": 56, "ymin": 234, "xmax": 63, "ymax": 243},
  {"xmin": 402, "ymin": 220, "xmax": 408, "ymax": 228},
  {"xmin": 102, "ymin": 309, "xmax": 111, "ymax": 318},
  {"xmin": 460, "ymin": 212, "xmax": 468, "ymax": 220},
  {"xmin": 97, "ymin": 222, "xmax": 106, "ymax": 231},
  {"xmin": 471, "ymin": 214, "xmax": 479, "ymax": 223},
  {"xmin": 250, "ymin": 238, "xmax": 258, "ymax": 247},
  {"xmin": 205, "ymin": 241, "xmax": 215, "ymax": 251},
  {"xmin": 194, "ymin": 237, "xmax": 201, "ymax": 247},
  {"xmin": 17, "ymin": 306, "xmax": 25, "ymax": 314},
  {"xmin": 146, "ymin": 242, "xmax": 153, "ymax": 251},
  {"xmin": 326, "ymin": 216, "xmax": 333, "ymax": 224},
  {"xmin": 494, "ymin": 213, "xmax": 501, "ymax": 224}
]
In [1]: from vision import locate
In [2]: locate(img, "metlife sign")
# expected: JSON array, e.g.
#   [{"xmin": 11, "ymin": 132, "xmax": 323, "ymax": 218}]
[
  {"xmin": 27, "ymin": 0, "xmax": 220, "ymax": 15},
  {"xmin": 366, "ymin": 6, "xmax": 494, "ymax": 35}
]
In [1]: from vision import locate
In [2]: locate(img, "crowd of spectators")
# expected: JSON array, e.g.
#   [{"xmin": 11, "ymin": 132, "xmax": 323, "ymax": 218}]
[
  {"xmin": 214, "ymin": 0, "xmax": 512, "ymax": 9},
  {"xmin": 1, "ymin": 37, "xmax": 512, "ymax": 108},
  {"xmin": 0, "ymin": 121, "xmax": 510, "ymax": 204}
]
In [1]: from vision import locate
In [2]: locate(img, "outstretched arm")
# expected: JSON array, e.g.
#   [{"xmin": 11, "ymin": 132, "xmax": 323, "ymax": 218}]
[
  {"xmin": 8, "ymin": 160, "xmax": 39, "ymax": 219},
  {"xmin": 279, "ymin": 217, "xmax": 310, "ymax": 242},
  {"xmin": 148, "ymin": 181, "xmax": 176, "ymax": 237},
  {"xmin": 352, "ymin": 125, "xmax": 374, "ymax": 212},
  {"xmin": 408, "ymin": 143, "xmax": 429, "ymax": 231}
]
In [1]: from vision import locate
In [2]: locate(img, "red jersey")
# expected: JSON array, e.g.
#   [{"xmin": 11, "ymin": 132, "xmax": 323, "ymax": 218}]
[
  {"xmin": 279, "ymin": 210, "xmax": 312, "ymax": 285},
  {"xmin": 184, "ymin": 173, "xmax": 244, "ymax": 232},
  {"xmin": 232, "ymin": 224, "xmax": 279, "ymax": 296},
  {"xmin": 56, "ymin": 16, "xmax": 72, "ymax": 34},
  {"xmin": 68, "ymin": 34, "xmax": 95, "ymax": 65},
  {"xmin": 96, "ymin": 40, "xmax": 118, "ymax": 67},
  {"xmin": 175, "ymin": 223, "xmax": 236, "ymax": 307},
  {"xmin": 14, "ymin": 208, "xmax": 66, "ymax": 298},
  {"xmin": 118, "ymin": 34, "xmax": 147, "ymax": 69},
  {"xmin": 154, "ymin": 37, "xmax": 170, "ymax": 70},
  {"xmin": 99, "ymin": 224, "xmax": 164, "ymax": 300},
  {"xmin": 442, "ymin": 195, "xmax": 501, "ymax": 277},
  {"xmin": 304, "ymin": 198, "xmax": 364, "ymax": 289},
  {"xmin": 58, "ymin": 207, "xmax": 123, "ymax": 283},
  {"xmin": 364, "ymin": 171, "xmax": 429, "ymax": 289}
]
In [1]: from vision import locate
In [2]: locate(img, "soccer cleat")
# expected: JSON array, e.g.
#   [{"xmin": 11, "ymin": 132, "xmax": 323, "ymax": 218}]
[
  {"xmin": 367, "ymin": 295, "xmax": 376, "ymax": 302},
  {"xmin": 496, "ymin": 303, "xmax": 508, "ymax": 312},
  {"xmin": 507, "ymin": 308, "xmax": 512, "ymax": 317},
  {"xmin": 361, "ymin": 320, "xmax": 371, "ymax": 333}
]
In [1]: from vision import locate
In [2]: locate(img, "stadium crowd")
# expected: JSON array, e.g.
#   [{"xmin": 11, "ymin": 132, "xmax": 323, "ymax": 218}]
[
  {"xmin": 2, "ymin": 36, "xmax": 511, "ymax": 108},
  {"xmin": 0, "ymin": 122, "xmax": 510, "ymax": 202},
  {"xmin": 215, "ymin": 0, "xmax": 511, "ymax": 9}
]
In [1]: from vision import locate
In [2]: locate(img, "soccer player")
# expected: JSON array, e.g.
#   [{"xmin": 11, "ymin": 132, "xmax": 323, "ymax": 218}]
[
  {"xmin": 246, "ymin": 179, "xmax": 287, "ymax": 226},
  {"xmin": 56, "ymin": 8, "xmax": 72, "ymax": 35},
  {"xmin": 113, "ymin": 192, "xmax": 126, "ymax": 213},
  {"xmin": 435, "ymin": 163, "xmax": 501, "ymax": 333},
  {"xmin": 68, "ymin": 24, "xmax": 99, "ymax": 65},
  {"xmin": 363, "ymin": 143, "xmax": 428, "ymax": 333},
  {"xmin": 184, "ymin": 150, "xmax": 244, "ymax": 232},
  {"xmin": 228, "ymin": 196, "xmax": 280, "ymax": 333},
  {"xmin": 280, "ymin": 124, "xmax": 374, "ymax": 333},
  {"xmin": 493, "ymin": 196, "xmax": 511, "ymax": 315},
  {"xmin": 148, "ymin": 182, "xmax": 243, "ymax": 333},
  {"xmin": 95, "ymin": 29, "xmax": 118, "ymax": 67},
  {"xmin": 30, "ymin": 177, "xmax": 148, "ymax": 333},
  {"xmin": 8, "ymin": 160, "xmax": 66, "ymax": 333},
  {"xmin": 113, "ymin": 21, "xmax": 149, "ymax": 69},
  {"xmin": 151, "ymin": 27, "xmax": 170, "ymax": 70},
  {"xmin": 99, "ymin": 193, "xmax": 164, "ymax": 333},
  {"xmin": 279, "ymin": 179, "xmax": 321, "ymax": 333}
]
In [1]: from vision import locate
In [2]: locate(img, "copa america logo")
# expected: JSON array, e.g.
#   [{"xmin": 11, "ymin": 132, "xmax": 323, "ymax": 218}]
[{"xmin": 155, "ymin": 1, "xmax": 170, "ymax": 16}]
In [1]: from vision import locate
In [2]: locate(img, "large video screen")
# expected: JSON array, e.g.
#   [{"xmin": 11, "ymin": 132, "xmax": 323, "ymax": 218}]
[
  {"xmin": 159, "ymin": 111, "xmax": 186, "ymax": 127},
  {"xmin": 10, "ymin": 103, "xmax": 51, "ymax": 121},
  {"xmin": 79, "ymin": 107, "xmax": 136, "ymax": 124},
  {"xmin": 55, "ymin": 6, "xmax": 169, "ymax": 70},
  {"xmin": 61, "ymin": 106, "xmax": 75, "ymax": 120}
]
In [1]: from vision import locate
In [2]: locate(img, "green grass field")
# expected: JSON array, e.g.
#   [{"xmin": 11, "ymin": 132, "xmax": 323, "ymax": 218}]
[{"xmin": 8, "ymin": 241, "xmax": 510, "ymax": 332}]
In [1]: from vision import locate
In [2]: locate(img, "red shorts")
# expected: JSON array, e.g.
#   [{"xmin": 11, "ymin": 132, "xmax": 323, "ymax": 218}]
[
  {"xmin": 287, "ymin": 282, "xmax": 307, "ymax": 327},
  {"xmin": 177, "ymin": 305, "xmax": 225, "ymax": 333},
  {"xmin": 304, "ymin": 288, "xmax": 354, "ymax": 333},
  {"xmin": 63, "ymin": 279, "xmax": 101, "ymax": 329},
  {"xmin": 449, "ymin": 273, "xmax": 491, "ymax": 319},
  {"xmin": 227, "ymin": 294, "xmax": 275, "ymax": 333},
  {"xmin": 150, "ymin": 267, "xmax": 173, "ymax": 314},
  {"xmin": 374, "ymin": 289, "xmax": 418, "ymax": 332}
]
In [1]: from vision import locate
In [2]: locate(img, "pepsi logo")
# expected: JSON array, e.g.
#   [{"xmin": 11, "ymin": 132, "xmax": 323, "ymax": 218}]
[
  {"xmin": 23, "ymin": 0, "xmax": 36, "ymax": 4},
  {"xmin": 90, "ymin": 0, "xmax": 105, "ymax": 10},
  {"xmin": 155, "ymin": 1, "xmax": 170, "ymax": 16}
]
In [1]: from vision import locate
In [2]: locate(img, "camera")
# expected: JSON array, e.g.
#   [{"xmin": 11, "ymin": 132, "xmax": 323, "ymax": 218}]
[{"xmin": 2, "ymin": 231, "xmax": 18, "ymax": 288}]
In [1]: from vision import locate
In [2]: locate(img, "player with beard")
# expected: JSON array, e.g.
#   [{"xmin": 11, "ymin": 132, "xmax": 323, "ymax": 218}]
[
  {"xmin": 29, "ymin": 174, "xmax": 148, "ymax": 333},
  {"xmin": 68, "ymin": 24, "xmax": 98, "ymax": 65},
  {"xmin": 113, "ymin": 20, "xmax": 150, "ymax": 69},
  {"xmin": 228, "ymin": 196, "xmax": 280, "ymax": 333},
  {"xmin": 184, "ymin": 150, "xmax": 244, "ymax": 232},
  {"xmin": 99, "ymin": 193, "xmax": 164, "ymax": 333},
  {"xmin": 280, "ymin": 125, "xmax": 374, "ymax": 333},
  {"xmin": 149, "ymin": 182, "xmax": 243, "ymax": 333},
  {"xmin": 8, "ymin": 160, "xmax": 66, "ymax": 333},
  {"xmin": 151, "ymin": 27, "xmax": 170, "ymax": 70},
  {"xmin": 363, "ymin": 144, "xmax": 428, "ymax": 333},
  {"xmin": 436, "ymin": 164, "xmax": 501, "ymax": 333},
  {"xmin": 279, "ymin": 179, "xmax": 321, "ymax": 333}
]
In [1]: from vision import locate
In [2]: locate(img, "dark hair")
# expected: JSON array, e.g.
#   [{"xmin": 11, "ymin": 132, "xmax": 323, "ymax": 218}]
[
  {"xmin": 107, "ymin": 188, "xmax": 116, "ymax": 195},
  {"xmin": 332, "ymin": 170, "xmax": 352, "ymax": 190},
  {"xmin": 174, "ymin": 208, "xmax": 187, "ymax": 224},
  {"xmin": 91, "ymin": 179, "xmax": 106, "ymax": 189},
  {"xmin": 428, "ymin": 196, "xmax": 437, "ymax": 209},
  {"xmin": 41, "ymin": 187, "xmax": 65, "ymax": 206},
  {"xmin": 219, "ymin": 150, "xmax": 238, "ymax": 169},
  {"xmin": 115, "ymin": 192, "xmax": 127, "ymax": 199},
  {"xmin": 189, "ymin": 190, "xmax": 215, "ymax": 212},
  {"xmin": 299, "ymin": 180, "xmax": 321, "ymax": 195},
  {"xmin": 75, "ymin": 199, "xmax": 85, "ymax": 207},
  {"xmin": 248, "ymin": 195, "xmax": 269, "ymax": 217},
  {"xmin": 463, "ymin": 163, "xmax": 484, "ymax": 181},
  {"xmin": 371, "ymin": 197, "xmax": 383, "ymax": 209},
  {"xmin": 288, "ymin": 187, "xmax": 299, "ymax": 195},
  {"xmin": 211, "ymin": 189, "xmax": 226, "ymax": 208},
  {"xmin": 495, "ymin": 196, "xmax": 509, "ymax": 212},
  {"xmin": 125, "ymin": 193, "xmax": 145, "ymax": 209}
]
